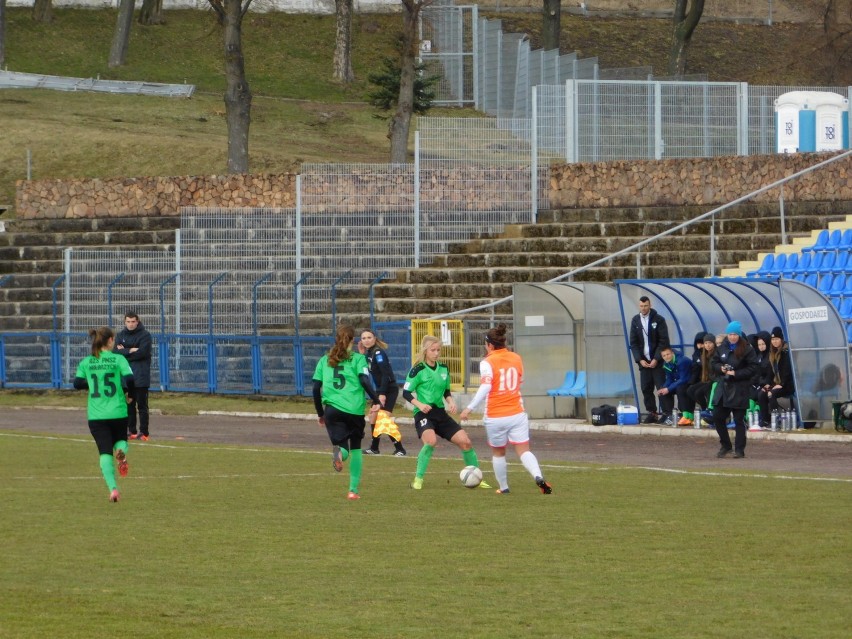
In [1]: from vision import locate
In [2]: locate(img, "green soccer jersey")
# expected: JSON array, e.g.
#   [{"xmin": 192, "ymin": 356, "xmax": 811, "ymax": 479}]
[
  {"xmin": 313, "ymin": 351, "xmax": 370, "ymax": 415},
  {"xmin": 404, "ymin": 361, "xmax": 451, "ymax": 414},
  {"xmin": 74, "ymin": 352, "xmax": 134, "ymax": 421}
]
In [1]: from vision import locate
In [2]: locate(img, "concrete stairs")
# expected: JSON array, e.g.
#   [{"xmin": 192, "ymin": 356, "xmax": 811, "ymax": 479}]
[
  {"xmin": 336, "ymin": 200, "xmax": 852, "ymax": 321},
  {"xmin": 0, "ymin": 216, "xmax": 178, "ymax": 330},
  {"xmin": 2, "ymin": 199, "xmax": 851, "ymax": 333}
]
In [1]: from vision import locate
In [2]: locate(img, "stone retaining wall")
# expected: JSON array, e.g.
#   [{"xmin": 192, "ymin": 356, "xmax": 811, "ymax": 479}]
[
  {"xmin": 548, "ymin": 152, "xmax": 852, "ymax": 209},
  {"xmin": 15, "ymin": 174, "xmax": 298, "ymax": 219},
  {"xmin": 15, "ymin": 152, "xmax": 851, "ymax": 219}
]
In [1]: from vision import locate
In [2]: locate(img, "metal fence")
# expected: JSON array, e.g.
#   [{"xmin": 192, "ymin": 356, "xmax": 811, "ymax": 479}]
[
  {"xmin": 535, "ymin": 81, "xmax": 852, "ymax": 164},
  {"xmin": 0, "ymin": 318, "xmax": 512, "ymax": 394},
  {"xmin": 0, "ymin": 70, "xmax": 195, "ymax": 97}
]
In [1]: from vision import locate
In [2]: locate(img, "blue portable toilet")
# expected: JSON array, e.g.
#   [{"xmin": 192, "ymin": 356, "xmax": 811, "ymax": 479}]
[{"xmin": 775, "ymin": 91, "xmax": 849, "ymax": 154}]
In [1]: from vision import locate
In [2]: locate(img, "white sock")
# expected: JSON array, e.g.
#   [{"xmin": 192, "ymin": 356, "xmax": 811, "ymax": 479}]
[
  {"xmin": 492, "ymin": 456, "xmax": 508, "ymax": 490},
  {"xmin": 520, "ymin": 451, "xmax": 543, "ymax": 480}
]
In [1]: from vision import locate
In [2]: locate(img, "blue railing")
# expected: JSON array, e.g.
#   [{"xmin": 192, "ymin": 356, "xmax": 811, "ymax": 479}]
[{"xmin": 0, "ymin": 322, "xmax": 413, "ymax": 395}]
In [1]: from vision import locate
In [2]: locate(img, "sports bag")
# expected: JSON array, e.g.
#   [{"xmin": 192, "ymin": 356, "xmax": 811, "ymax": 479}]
[{"xmin": 591, "ymin": 404, "xmax": 617, "ymax": 426}]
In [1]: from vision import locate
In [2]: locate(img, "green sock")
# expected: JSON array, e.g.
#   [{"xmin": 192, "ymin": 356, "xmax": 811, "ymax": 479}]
[
  {"xmin": 340, "ymin": 447, "xmax": 350, "ymax": 463},
  {"xmin": 348, "ymin": 449, "xmax": 362, "ymax": 493},
  {"xmin": 99, "ymin": 454, "xmax": 117, "ymax": 491},
  {"xmin": 114, "ymin": 440, "xmax": 128, "ymax": 456},
  {"xmin": 415, "ymin": 444, "xmax": 434, "ymax": 479},
  {"xmin": 462, "ymin": 448, "xmax": 479, "ymax": 468},
  {"xmin": 683, "ymin": 411, "xmax": 694, "ymax": 420}
]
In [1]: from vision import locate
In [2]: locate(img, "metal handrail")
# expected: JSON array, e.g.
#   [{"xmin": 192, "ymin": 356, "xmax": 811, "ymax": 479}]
[{"xmin": 430, "ymin": 149, "xmax": 852, "ymax": 319}]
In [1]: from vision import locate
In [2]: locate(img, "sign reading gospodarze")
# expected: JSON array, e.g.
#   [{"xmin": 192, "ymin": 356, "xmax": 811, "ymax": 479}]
[{"xmin": 787, "ymin": 306, "xmax": 829, "ymax": 324}]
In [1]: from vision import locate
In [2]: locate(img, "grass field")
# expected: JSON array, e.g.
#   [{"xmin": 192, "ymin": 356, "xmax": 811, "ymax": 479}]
[{"xmin": 1, "ymin": 428, "xmax": 850, "ymax": 638}]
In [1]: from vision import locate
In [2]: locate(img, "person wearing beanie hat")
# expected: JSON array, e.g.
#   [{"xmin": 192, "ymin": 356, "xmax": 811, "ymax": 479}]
[
  {"xmin": 757, "ymin": 327, "xmax": 795, "ymax": 426},
  {"xmin": 710, "ymin": 322, "xmax": 759, "ymax": 459},
  {"xmin": 628, "ymin": 296, "xmax": 671, "ymax": 424}
]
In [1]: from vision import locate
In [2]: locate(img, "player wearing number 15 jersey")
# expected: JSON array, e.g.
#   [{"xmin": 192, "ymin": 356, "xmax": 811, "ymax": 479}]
[
  {"xmin": 73, "ymin": 326, "xmax": 136, "ymax": 503},
  {"xmin": 460, "ymin": 323, "xmax": 552, "ymax": 495}
]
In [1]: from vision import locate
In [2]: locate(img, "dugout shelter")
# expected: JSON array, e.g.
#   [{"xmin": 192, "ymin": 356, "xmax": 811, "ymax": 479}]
[{"xmin": 512, "ymin": 278, "xmax": 849, "ymax": 424}]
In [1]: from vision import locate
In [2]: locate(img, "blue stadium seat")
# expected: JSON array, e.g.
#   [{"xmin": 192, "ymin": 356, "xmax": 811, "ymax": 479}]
[
  {"xmin": 804, "ymin": 272, "xmax": 819, "ymax": 288},
  {"xmin": 810, "ymin": 251, "xmax": 824, "ymax": 272},
  {"xmin": 847, "ymin": 323, "xmax": 852, "ymax": 344},
  {"xmin": 794, "ymin": 273, "xmax": 806, "ymax": 282},
  {"xmin": 832, "ymin": 296, "xmax": 843, "ymax": 311},
  {"xmin": 747, "ymin": 253, "xmax": 774, "ymax": 277},
  {"xmin": 826, "ymin": 229, "xmax": 843, "ymax": 252},
  {"xmin": 794, "ymin": 251, "xmax": 812, "ymax": 275},
  {"xmin": 840, "ymin": 298, "xmax": 852, "ymax": 319},
  {"xmin": 840, "ymin": 229, "xmax": 852, "ymax": 251},
  {"xmin": 844, "ymin": 274, "xmax": 852, "ymax": 296},
  {"xmin": 819, "ymin": 251, "xmax": 836, "ymax": 272},
  {"xmin": 833, "ymin": 249, "xmax": 850, "ymax": 274},
  {"xmin": 547, "ymin": 370, "xmax": 576, "ymax": 397},
  {"xmin": 781, "ymin": 252, "xmax": 798, "ymax": 277},
  {"xmin": 566, "ymin": 370, "xmax": 587, "ymax": 398},
  {"xmin": 818, "ymin": 273, "xmax": 834, "ymax": 294},
  {"xmin": 830, "ymin": 274, "xmax": 845, "ymax": 300},
  {"xmin": 802, "ymin": 229, "xmax": 829, "ymax": 253},
  {"xmin": 771, "ymin": 253, "xmax": 787, "ymax": 275}
]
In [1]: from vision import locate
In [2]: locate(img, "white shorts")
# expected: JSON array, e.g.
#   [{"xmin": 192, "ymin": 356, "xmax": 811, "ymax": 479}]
[{"xmin": 485, "ymin": 412, "xmax": 530, "ymax": 448}]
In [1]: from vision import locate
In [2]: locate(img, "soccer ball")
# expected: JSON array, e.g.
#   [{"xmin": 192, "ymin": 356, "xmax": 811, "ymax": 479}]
[{"xmin": 459, "ymin": 465, "xmax": 483, "ymax": 488}]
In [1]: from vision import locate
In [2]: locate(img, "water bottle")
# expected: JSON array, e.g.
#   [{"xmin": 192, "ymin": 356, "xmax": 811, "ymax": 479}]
[
  {"xmin": 672, "ymin": 407, "xmax": 679, "ymax": 427},
  {"xmin": 792, "ymin": 408, "xmax": 801, "ymax": 430},
  {"xmin": 782, "ymin": 409, "xmax": 790, "ymax": 431},
  {"xmin": 616, "ymin": 401, "xmax": 625, "ymax": 426},
  {"xmin": 770, "ymin": 410, "xmax": 778, "ymax": 432}
]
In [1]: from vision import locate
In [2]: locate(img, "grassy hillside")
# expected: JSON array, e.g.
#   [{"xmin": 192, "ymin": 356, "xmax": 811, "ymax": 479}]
[{"xmin": 0, "ymin": 7, "xmax": 843, "ymax": 214}]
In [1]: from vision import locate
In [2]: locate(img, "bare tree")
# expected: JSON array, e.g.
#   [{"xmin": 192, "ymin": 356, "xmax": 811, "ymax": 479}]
[
  {"xmin": 108, "ymin": 0, "xmax": 136, "ymax": 68},
  {"xmin": 388, "ymin": 0, "xmax": 433, "ymax": 163},
  {"xmin": 209, "ymin": 0, "xmax": 253, "ymax": 174},
  {"xmin": 824, "ymin": 0, "xmax": 852, "ymax": 85},
  {"xmin": 32, "ymin": 0, "xmax": 53, "ymax": 23},
  {"xmin": 541, "ymin": 0, "xmax": 561, "ymax": 51},
  {"xmin": 139, "ymin": 0, "xmax": 165, "ymax": 26},
  {"xmin": 0, "ymin": 0, "xmax": 5, "ymax": 68},
  {"xmin": 667, "ymin": 0, "xmax": 704, "ymax": 76},
  {"xmin": 333, "ymin": 0, "xmax": 354, "ymax": 83}
]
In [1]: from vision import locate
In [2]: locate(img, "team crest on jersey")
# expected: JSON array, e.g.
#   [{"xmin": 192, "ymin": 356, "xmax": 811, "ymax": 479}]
[{"xmin": 440, "ymin": 372, "xmax": 447, "ymax": 380}]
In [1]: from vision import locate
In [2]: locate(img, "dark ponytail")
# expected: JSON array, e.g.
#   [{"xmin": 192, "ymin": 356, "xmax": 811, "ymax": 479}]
[{"xmin": 89, "ymin": 327, "xmax": 115, "ymax": 357}]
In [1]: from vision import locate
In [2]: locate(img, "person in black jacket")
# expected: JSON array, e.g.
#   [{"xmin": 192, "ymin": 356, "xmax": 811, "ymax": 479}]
[
  {"xmin": 359, "ymin": 329, "xmax": 406, "ymax": 456},
  {"xmin": 114, "ymin": 311, "xmax": 153, "ymax": 441},
  {"xmin": 750, "ymin": 331, "xmax": 773, "ymax": 427},
  {"xmin": 756, "ymin": 326, "xmax": 795, "ymax": 427},
  {"xmin": 711, "ymin": 321, "xmax": 758, "ymax": 458},
  {"xmin": 628, "ymin": 296, "xmax": 670, "ymax": 423}
]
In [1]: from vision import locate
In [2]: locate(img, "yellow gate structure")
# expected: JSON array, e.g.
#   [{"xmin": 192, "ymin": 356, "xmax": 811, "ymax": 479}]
[{"xmin": 410, "ymin": 319, "xmax": 466, "ymax": 390}]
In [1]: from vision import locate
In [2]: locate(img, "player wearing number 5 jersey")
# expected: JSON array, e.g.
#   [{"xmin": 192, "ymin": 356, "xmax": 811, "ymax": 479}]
[
  {"xmin": 73, "ymin": 326, "xmax": 136, "ymax": 503},
  {"xmin": 460, "ymin": 323, "xmax": 552, "ymax": 495},
  {"xmin": 313, "ymin": 324, "xmax": 381, "ymax": 500}
]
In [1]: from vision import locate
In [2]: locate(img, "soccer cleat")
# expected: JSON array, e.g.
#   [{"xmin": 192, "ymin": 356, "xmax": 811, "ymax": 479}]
[
  {"xmin": 478, "ymin": 480, "xmax": 492, "ymax": 489},
  {"xmin": 410, "ymin": 477, "xmax": 423, "ymax": 490},
  {"xmin": 677, "ymin": 417, "xmax": 693, "ymax": 426},
  {"xmin": 347, "ymin": 491, "xmax": 361, "ymax": 500},
  {"xmin": 364, "ymin": 449, "xmax": 380, "ymax": 455},
  {"xmin": 109, "ymin": 489, "xmax": 120, "ymax": 503},
  {"xmin": 115, "ymin": 449, "xmax": 129, "ymax": 478},
  {"xmin": 393, "ymin": 450, "xmax": 407, "ymax": 457},
  {"xmin": 331, "ymin": 446, "xmax": 343, "ymax": 473},
  {"xmin": 128, "ymin": 433, "xmax": 139, "ymax": 440},
  {"xmin": 536, "ymin": 477, "xmax": 553, "ymax": 494},
  {"xmin": 139, "ymin": 435, "xmax": 149, "ymax": 442},
  {"xmin": 495, "ymin": 488, "xmax": 511, "ymax": 494}
]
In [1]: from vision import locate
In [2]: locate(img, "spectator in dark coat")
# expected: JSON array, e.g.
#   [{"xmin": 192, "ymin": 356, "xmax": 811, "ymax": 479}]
[
  {"xmin": 750, "ymin": 331, "xmax": 773, "ymax": 426},
  {"xmin": 686, "ymin": 333, "xmax": 720, "ymax": 421},
  {"xmin": 757, "ymin": 326, "xmax": 795, "ymax": 427},
  {"xmin": 711, "ymin": 321, "xmax": 758, "ymax": 459},
  {"xmin": 114, "ymin": 311, "xmax": 153, "ymax": 440},
  {"xmin": 628, "ymin": 296, "xmax": 670, "ymax": 423}
]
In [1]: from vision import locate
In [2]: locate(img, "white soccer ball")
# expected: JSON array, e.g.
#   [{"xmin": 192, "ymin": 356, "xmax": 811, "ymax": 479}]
[{"xmin": 459, "ymin": 465, "xmax": 483, "ymax": 488}]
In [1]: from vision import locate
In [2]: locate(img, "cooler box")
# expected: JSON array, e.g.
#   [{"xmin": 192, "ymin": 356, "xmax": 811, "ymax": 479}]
[{"xmin": 620, "ymin": 404, "xmax": 639, "ymax": 425}]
